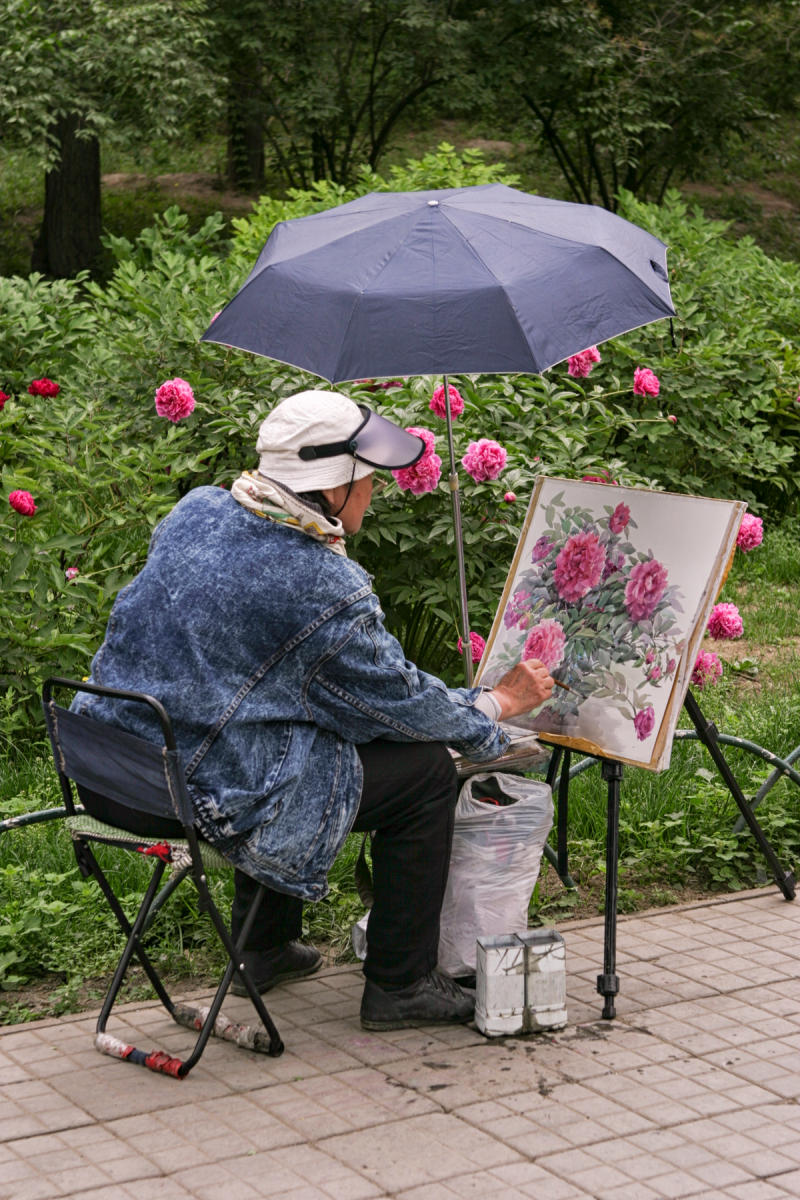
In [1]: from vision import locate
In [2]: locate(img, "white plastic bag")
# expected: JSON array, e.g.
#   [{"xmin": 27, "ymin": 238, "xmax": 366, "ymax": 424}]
[
  {"xmin": 351, "ymin": 910, "xmax": 370, "ymax": 960},
  {"xmin": 437, "ymin": 772, "xmax": 553, "ymax": 978}
]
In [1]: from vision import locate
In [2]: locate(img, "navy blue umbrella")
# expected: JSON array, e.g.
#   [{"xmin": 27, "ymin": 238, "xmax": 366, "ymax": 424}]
[
  {"xmin": 202, "ymin": 183, "xmax": 674, "ymax": 382},
  {"xmin": 201, "ymin": 183, "xmax": 676, "ymax": 681}
]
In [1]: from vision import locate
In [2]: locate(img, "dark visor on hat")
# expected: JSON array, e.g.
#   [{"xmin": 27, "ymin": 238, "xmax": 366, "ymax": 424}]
[{"xmin": 298, "ymin": 404, "xmax": 425, "ymax": 470}]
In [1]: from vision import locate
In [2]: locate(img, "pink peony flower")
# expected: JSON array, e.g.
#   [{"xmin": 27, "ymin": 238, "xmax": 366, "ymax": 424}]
[
  {"xmin": 461, "ymin": 438, "xmax": 507, "ymax": 482},
  {"xmin": 532, "ymin": 535, "xmax": 554, "ymax": 562},
  {"xmin": 9, "ymin": 489, "xmax": 36, "ymax": 515},
  {"xmin": 65, "ymin": 567, "xmax": 79, "ymax": 581},
  {"xmin": 582, "ymin": 468, "xmax": 618, "ymax": 485},
  {"xmin": 648, "ymin": 666, "xmax": 662, "ymax": 682},
  {"xmin": 553, "ymin": 530, "xmax": 606, "ymax": 602},
  {"xmin": 154, "ymin": 377, "xmax": 195, "ymax": 422},
  {"xmin": 504, "ymin": 589, "xmax": 531, "ymax": 630},
  {"xmin": 667, "ymin": 414, "xmax": 677, "ymax": 424},
  {"xmin": 633, "ymin": 706, "xmax": 656, "ymax": 741},
  {"xmin": 0, "ymin": 390, "xmax": 8, "ymax": 410},
  {"xmin": 27, "ymin": 377, "xmax": 60, "ymax": 398},
  {"xmin": 392, "ymin": 425, "xmax": 442, "ymax": 494},
  {"xmin": 666, "ymin": 658, "xmax": 676, "ymax": 675},
  {"xmin": 503, "ymin": 491, "xmax": 516, "ymax": 503},
  {"xmin": 410, "ymin": 425, "xmax": 435, "ymax": 454},
  {"xmin": 633, "ymin": 367, "xmax": 660, "ymax": 397},
  {"xmin": 567, "ymin": 346, "xmax": 601, "ymax": 378},
  {"xmin": 602, "ymin": 550, "xmax": 624, "ymax": 580},
  {"xmin": 608, "ymin": 502, "xmax": 630, "ymax": 535},
  {"xmin": 429, "ymin": 383, "xmax": 464, "ymax": 419},
  {"xmin": 522, "ymin": 618, "xmax": 567, "ymax": 670},
  {"xmin": 692, "ymin": 650, "xmax": 723, "ymax": 689},
  {"xmin": 737, "ymin": 513, "xmax": 764, "ymax": 552},
  {"xmin": 624, "ymin": 558, "xmax": 668, "ymax": 621},
  {"xmin": 707, "ymin": 602, "xmax": 743, "ymax": 640},
  {"xmin": 457, "ymin": 631, "xmax": 486, "ymax": 663}
]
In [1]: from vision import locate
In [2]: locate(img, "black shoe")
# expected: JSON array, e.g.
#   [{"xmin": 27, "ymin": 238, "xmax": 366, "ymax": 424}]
[
  {"xmin": 360, "ymin": 969, "xmax": 475, "ymax": 1031},
  {"xmin": 231, "ymin": 941, "xmax": 322, "ymax": 996}
]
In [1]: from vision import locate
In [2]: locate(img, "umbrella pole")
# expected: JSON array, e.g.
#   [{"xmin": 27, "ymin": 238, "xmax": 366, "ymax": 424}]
[{"xmin": 442, "ymin": 374, "xmax": 473, "ymax": 687}]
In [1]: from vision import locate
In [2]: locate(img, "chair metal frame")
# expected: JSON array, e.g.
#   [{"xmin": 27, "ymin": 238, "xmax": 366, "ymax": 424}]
[{"xmin": 41, "ymin": 676, "xmax": 284, "ymax": 1077}]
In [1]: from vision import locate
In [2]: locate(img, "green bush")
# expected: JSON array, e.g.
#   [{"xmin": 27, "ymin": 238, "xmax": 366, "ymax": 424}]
[
  {"xmin": 607, "ymin": 190, "xmax": 800, "ymax": 511},
  {"xmin": 2, "ymin": 147, "xmax": 800, "ymax": 739}
]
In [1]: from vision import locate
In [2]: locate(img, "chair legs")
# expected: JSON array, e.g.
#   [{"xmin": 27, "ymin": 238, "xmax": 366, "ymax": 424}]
[{"xmin": 80, "ymin": 840, "xmax": 284, "ymax": 1077}]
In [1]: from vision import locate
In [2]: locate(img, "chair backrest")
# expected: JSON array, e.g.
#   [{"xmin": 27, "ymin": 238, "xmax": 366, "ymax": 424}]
[{"xmin": 41, "ymin": 677, "xmax": 193, "ymax": 830}]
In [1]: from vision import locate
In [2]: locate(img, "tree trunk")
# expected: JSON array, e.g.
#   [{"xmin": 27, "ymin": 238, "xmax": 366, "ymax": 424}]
[
  {"xmin": 226, "ymin": 73, "xmax": 265, "ymax": 190},
  {"xmin": 31, "ymin": 113, "xmax": 102, "ymax": 278}
]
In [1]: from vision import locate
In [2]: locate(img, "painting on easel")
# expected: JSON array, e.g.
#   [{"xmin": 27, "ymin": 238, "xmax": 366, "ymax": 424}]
[{"xmin": 476, "ymin": 477, "xmax": 746, "ymax": 771}]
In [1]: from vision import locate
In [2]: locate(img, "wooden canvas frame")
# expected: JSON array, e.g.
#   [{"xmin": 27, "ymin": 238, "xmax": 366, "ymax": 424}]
[{"xmin": 476, "ymin": 477, "xmax": 745, "ymax": 771}]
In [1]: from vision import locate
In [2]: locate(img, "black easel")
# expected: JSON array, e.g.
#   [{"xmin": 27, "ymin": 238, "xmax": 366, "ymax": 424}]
[{"xmin": 545, "ymin": 689, "xmax": 796, "ymax": 1020}]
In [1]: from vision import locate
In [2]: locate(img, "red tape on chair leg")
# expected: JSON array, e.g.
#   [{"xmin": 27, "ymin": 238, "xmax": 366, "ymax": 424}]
[
  {"xmin": 94, "ymin": 1033, "xmax": 184, "ymax": 1076},
  {"xmin": 144, "ymin": 1050, "xmax": 185, "ymax": 1077}
]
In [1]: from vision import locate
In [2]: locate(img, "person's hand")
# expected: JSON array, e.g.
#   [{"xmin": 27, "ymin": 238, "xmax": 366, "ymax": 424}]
[{"xmin": 489, "ymin": 659, "xmax": 554, "ymax": 721}]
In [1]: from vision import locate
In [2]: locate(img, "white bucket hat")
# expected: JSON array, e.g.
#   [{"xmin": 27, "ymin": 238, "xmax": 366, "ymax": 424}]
[{"xmin": 256, "ymin": 390, "xmax": 424, "ymax": 490}]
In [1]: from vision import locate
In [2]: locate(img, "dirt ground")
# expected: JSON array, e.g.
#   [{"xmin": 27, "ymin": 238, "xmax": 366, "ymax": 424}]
[{"xmin": 101, "ymin": 170, "xmax": 257, "ymax": 214}]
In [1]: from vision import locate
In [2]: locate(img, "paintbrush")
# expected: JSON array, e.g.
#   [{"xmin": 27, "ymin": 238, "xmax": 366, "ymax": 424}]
[{"xmin": 552, "ymin": 678, "xmax": 581, "ymax": 696}]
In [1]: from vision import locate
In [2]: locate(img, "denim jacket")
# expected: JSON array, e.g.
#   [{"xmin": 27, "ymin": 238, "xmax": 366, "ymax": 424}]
[{"xmin": 73, "ymin": 487, "xmax": 509, "ymax": 900}]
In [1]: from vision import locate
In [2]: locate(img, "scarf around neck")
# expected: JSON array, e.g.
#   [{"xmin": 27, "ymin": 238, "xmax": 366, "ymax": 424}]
[{"xmin": 229, "ymin": 471, "xmax": 348, "ymax": 556}]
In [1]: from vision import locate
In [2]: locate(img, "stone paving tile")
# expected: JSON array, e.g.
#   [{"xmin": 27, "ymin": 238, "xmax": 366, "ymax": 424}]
[
  {"xmin": 6, "ymin": 1125, "xmax": 163, "ymax": 1189},
  {"xmin": 71, "ymin": 1184, "xmax": 196, "ymax": 1200},
  {"xmin": 42, "ymin": 1048, "xmax": 233, "ymax": 1122},
  {"xmin": 0, "ymin": 1076, "xmax": 94, "ymax": 1141},
  {"xmin": 454, "ymin": 1081, "xmax": 656, "ymax": 1158},
  {"xmin": 321, "ymin": 1112, "xmax": 522, "ymax": 1193},
  {"xmin": 725, "ymin": 1183, "xmax": 800, "ymax": 1200},
  {"xmin": 395, "ymin": 1159, "xmax": 594, "ymax": 1198},
  {"xmin": 172, "ymin": 1143, "xmax": 386, "ymax": 1199},
  {"xmin": 245, "ymin": 1066, "xmax": 440, "ymax": 1139},
  {"xmin": 105, "ymin": 1094, "xmax": 304, "ymax": 1171},
  {"xmin": 308, "ymin": 1017, "xmax": 485, "ymax": 1069},
  {"xmin": 2, "ymin": 888, "xmax": 798, "ymax": 1200},
  {"xmin": 381, "ymin": 1038, "xmax": 568, "ymax": 1111},
  {"xmin": 532, "ymin": 1134, "xmax": 761, "ymax": 1199}
]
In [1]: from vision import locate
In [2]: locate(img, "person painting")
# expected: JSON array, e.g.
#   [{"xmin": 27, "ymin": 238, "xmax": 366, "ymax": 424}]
[{"xmin": 73, "ymin": 390, "xmax": 554, "ymax": 1030}]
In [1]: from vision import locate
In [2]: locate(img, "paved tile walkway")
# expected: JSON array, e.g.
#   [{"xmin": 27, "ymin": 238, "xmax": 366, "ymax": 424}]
[{"xmin": 2, "ymin": 886, "xmax": 799, "ymax": 1200}]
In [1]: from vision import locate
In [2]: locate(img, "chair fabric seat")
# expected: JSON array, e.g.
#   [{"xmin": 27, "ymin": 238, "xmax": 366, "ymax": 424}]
[{"xmin": 65, "ymin": 813, "xmax": 231, "ymax": 873}]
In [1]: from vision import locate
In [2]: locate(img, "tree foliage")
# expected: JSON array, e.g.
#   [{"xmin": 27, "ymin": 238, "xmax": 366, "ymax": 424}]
[
  {"xmin": 207, "ymin": 0, "xmax": 473, "ymax": 190},
  {"xmin": 0, "ymin": 0, "xmax": 219, "ymax": 273},
  {"xmin": 474, "ymin": 0, "xmax": 800, "ymax": 209},
  {"xmin": 0, "ymin": 0, "xmax": 217, "ymax": 167}
]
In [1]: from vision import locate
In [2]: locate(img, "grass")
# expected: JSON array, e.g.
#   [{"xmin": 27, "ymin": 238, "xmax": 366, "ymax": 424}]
[{"xmin": 1, "ymin": 521, "xmax": 798, "ymax": 1023}]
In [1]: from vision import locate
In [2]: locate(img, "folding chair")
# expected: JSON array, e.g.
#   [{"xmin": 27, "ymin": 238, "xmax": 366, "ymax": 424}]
[{"xmin": 41, "ymin": 676, "xmax": 284, "ymax": 1077}]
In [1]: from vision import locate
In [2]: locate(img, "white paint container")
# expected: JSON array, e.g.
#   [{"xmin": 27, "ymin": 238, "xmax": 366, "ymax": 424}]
[{"xmin": 475, "ymin": 929, "xmax": 567, "ymax": 1037}]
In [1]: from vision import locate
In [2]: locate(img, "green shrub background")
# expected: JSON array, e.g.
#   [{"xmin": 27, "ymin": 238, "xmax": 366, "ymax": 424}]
[{"xmin": 2, "ymin": 147, "xmax": 800, "ymax": 737}]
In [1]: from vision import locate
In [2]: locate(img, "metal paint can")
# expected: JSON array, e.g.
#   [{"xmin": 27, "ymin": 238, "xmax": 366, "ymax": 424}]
[{"xmin": 475, "ymin": 929, "xmax": 567, "ymax": 1037}]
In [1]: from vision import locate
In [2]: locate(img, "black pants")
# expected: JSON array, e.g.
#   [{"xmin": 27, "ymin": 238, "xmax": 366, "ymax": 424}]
[{"xmin": 231, "ymin": 740, "xmax": 459, "ymax": 986}]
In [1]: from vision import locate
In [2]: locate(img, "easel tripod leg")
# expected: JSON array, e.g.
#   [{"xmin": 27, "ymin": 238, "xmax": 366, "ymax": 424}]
[
  {"xmin": 598, "ymin": 759, "xmax": 622, "ymax": 1019},
  {"xmin": 557, "ymin": 749, "xmax": 571, "ymax": 883},
  {"xmin": 541, "ymin": 747, "xmax": 578, "ymax": 889},
  {"xmin": 683, "ymin": 691, "xmax": 796, "ymax": 901}
]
